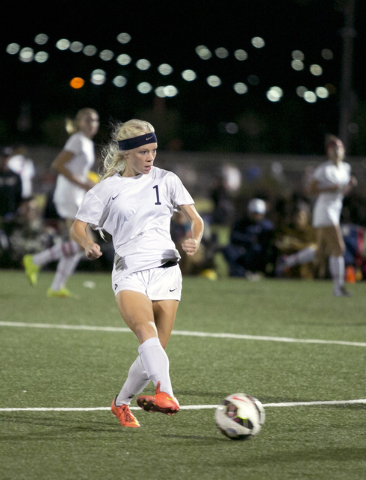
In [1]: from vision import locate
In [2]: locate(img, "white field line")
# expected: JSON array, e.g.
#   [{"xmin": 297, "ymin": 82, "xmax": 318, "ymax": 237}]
[
  {"xmin": 1, "ymin": 321, "xmax": 366, "ymax": 348},
  {"xmin": 1, "ymin": 399, "xmax": 366, "ymax": 412}
]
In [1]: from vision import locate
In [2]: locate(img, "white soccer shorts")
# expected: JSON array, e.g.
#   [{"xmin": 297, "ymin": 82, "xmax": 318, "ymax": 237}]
[{"xmin": 112, "ymin": 264, "xmax": 182, "ymax": 301}]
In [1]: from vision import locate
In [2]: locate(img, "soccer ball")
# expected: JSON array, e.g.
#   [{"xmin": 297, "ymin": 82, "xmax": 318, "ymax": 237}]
[{"xmin": 215, "ymin": 393, "xmax": 265, "ymax": 441}]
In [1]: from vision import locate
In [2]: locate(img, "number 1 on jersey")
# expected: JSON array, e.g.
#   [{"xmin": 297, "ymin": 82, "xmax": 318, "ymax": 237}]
[{"xmin": 153, "ymin": 185, "xmax": 162, "ymax": 205}]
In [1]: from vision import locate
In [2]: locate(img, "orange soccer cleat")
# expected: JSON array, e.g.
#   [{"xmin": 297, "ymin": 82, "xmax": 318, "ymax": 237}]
[
  {"xmin": 111, "ymin": 398, "xmax": 140, "ymax": 428},
  {"xmin": 136, "ymin": 382, "xmax": 180, "ymax": 416}
]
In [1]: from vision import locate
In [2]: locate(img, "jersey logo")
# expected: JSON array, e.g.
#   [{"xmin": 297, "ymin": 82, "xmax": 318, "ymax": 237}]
[
  {"xmin": 169, "ymin": 288, "xmax": 177, "ymax": 292},
  {"xmin": 114, "ymin": 284, "xmax": 118, "ymax": 290}
]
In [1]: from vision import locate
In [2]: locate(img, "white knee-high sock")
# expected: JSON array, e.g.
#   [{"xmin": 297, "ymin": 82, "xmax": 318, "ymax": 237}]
[
  {"xmin": 115, "ymin": 356, "xmax": 150, "ymax": 406},
  {"xmin": 33, "ymin": 241, "xmax": 80, "ymax": 267},
  {"xmin": 50, "ymin": 251, "xmax": 84, "ymax": 291},
  {"xmin": 284, "ymin": 247, "xmax": 316, "ymax": 268},
  {"xmin": 138, "ymin": 337, "xmax": 174, "ymax": 397},
  {"xmin": 329, "ymin": 255, "xmax": 345, "ymax": 290}
]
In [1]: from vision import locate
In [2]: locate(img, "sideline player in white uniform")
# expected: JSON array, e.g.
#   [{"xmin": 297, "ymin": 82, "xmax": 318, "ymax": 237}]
[
  {"xmin": 70, "ymin": 119, "xmax": 204, "ymax": 428},
  {"xmin": 23, "ymin": 108, "xmax": 99, "ymax": 297},
  {"xmin": 8, "ymin": 146, "xmax": 36, "ymax": 199},
  {"xmin": 309, "ymin": 135, "xmax": 357, "ymax": 296}
]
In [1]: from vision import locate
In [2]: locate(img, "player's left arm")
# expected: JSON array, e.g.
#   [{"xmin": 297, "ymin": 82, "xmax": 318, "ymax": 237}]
[{"xmin": 179, "ymin": 204, "xmax": 204, "ymax": 256}]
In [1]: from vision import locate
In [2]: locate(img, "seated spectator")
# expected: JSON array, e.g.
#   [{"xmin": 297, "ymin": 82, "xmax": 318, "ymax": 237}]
[
  {"xmin": 0, "ymin": 147, "xmax": 22, "ymax": 227},
  {"xmin": 0, "ymin": 146, "xmax": 23, "ymax": 266},
  {"xmin": 7, "ymin": 145, "xmax": 36, "ymax": 200},
  {"xmin": 275, "ymin": 204, "xmax": 317, "ymax": 278},
  {"xmin": 8, "ymin": 197, "xmax": 57, "ymax": 265},
  {"xmin": 222, "ymin": 198, "xmax": 274, "ymax": 277}
]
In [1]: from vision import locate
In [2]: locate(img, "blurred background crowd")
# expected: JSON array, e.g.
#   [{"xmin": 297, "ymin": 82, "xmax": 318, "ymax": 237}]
[{"xmin": 1, "ymin": 143, "xmax": 365, "ymax": 282}]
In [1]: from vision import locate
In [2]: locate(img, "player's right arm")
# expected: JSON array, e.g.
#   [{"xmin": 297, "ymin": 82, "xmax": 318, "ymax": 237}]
[
  {"xmin": 307, "ymin": 179, "xmax": 341, "ymax": 195},
  {"xmin": 51, "ymin": 150, "xmax": 94, "ymax": 190},
  {"xmin": 70, "ymin": 219, "xmax": 102, "ymax": 259}
]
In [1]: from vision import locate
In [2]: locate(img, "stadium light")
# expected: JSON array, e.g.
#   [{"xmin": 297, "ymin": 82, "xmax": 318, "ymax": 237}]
[
  {"xmin": 117, "ymin": 33, "xmax": 131, "ymax": 44},
  {"xmin": 70, "ymin": 77, "xmax": 85, "ymax": 89},
  {"xmin": 181, "ymin": 70, "xmax": 197, "ymax": 81},
  {"xmin": 34, "ymin": 34, "xmax": 48, "ymax": 45},
  {"xmin": 70, "ymin": 42, "xmax": 83, "ymax": 53},
  {"xmin": 100, "ymin": 50, "xmax": 114, "ymax": 61}
]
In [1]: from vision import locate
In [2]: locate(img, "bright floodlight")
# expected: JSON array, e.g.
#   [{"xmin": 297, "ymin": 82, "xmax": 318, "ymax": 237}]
[
  {"xmin": 233, "ymin": 82, "xmax": 248, "ymax": 94},
  {"xmin": 137, "ymin": 82, "xmax": 152, "ymax": 94},
  {"xmin": 158, "ymin": 63, "xmax": 173, "ymax": 75},
  {"xmin": 112, "ymin": 76, "xmax": 127, "ymax": 87},
  {"xmin": 315, "ymin": 87, "xmax": 329, "ymax": 99},
  {"xmin": 6, "ymin": 43, "xmax": 20, "ymax": 54},
  {"xmin": 117, "ymin": 33, "xmax": 131, "ymax": 44},
  {"xmin": 266, "ymin": 87, "xmax": 283, "ymax": 102},
  {"xmin": 304, "ymin": 91, "xmax": 317, "ymax": 103},
  {"xmin": 226, "ymin": 123, "xmax": 239, "ymax": 134},
  {"xmin": 19, "ymin": 47, "xmax": 34, "ymax": 63},
  {"xmin": 196, "ymin": 45, "xmax": 212, "ymax": 60},
  {"xmin": 35, "ymin": 51, "xmax": 49, "ymax": 63},
  {"xmin": 207, "ymin": 75, "xmax": 221, "ymax": 87},
  {"xmin": 70, "ymin": 41, "xmax": 83, "ymax": 53},
  {"xmin": 292, "ymin": 50, "xmax": 304, "ymax": 61},
  {"xmin": 56, "ymin": 39, "xmax": 70, "ymax": 50},
  {"xmin": 321, "ymin": 49, "xmax": 333, "ymax": 60},
  {"xmin": 215, "ymin": 47, "xmax": 229, "ymax": 59},
  {"xmin": 291, "ymin": 60, "xmax": 304, "ymax": 71},
  {"xmin": 116, "ymin": 54, "xmax": 131, "ymax": 65},
  {"xmin": 296, "ymin": 86, "xmax": 308, "ymax": 97},
  {"xmin": 155, "ymin": 87, "xmax": 166, "ymax": 98},
  {"xmin": 34, "ymin": 34, "xmax": 48, "ymax": 45},
  {"xmin": 267, "ymin": 91, "xmax": 280, "ymax": 102},
  {"xmin": 164, "ymin": 85, "xmax": 178, "ymax": 97},
  {"xmin": 181, "ymin": 70, "xmax": 197, "ymax": 81},
  {"xmin": 136, "ymin": 59, "xmax": 151, "ymax": 70},
  {"xmin": 310, "ymin": 64, "xmax": 323, "ymax": 76},
  {"xmin": 91, "ymin": 69, "xmax": 106, "ymax": 85},
  {"xmin": 234, "ymin": 49, "xmax": 248, "ymax": 61},
  {"xmin": 100, "ymin": 50, "xmax": 114, "ymax": 61},
  {"xmin": 271, "ymin": 86, "xmax": 283, "ymax": 97},
  {"xmin": 251, "ymin": 37, "xmax": 265, "ymax": 48},
  {"xmin": 83, "ymin": 45, "xmax": 97, "ymax": 56}
]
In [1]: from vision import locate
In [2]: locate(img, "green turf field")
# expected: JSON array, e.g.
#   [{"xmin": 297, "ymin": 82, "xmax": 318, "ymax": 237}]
[{"xmin": 1, "ymin": 270, "xmax": 366, "ymax": 480}]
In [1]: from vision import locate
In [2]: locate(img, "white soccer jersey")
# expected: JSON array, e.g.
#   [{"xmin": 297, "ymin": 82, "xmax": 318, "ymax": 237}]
[
  {"xmin": 312, "ymin": 160, "xmax": 351, "ymax": 227},
  {"xmin": 8, "ymin": 154, "xmax": 35, "ymax": 198},
  {"xmin": 76, "ymin": 166, "xmax": 194, "ymax": 277},
  {"xmin": 53, "ymin": 131, "xmax": 95, "ymax": 212}
]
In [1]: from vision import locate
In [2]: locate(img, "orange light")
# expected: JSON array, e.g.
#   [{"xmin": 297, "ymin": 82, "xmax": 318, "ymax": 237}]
[{"xmin": 70, "ymin": 77, "xmax": 85, "ymax": 89}]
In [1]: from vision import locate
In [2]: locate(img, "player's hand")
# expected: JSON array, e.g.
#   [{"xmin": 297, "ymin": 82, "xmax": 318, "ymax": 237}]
[
  {"xmin": 350, "ymin": 176, "xmax": 357, "ymax": 187},
  {"xmin": 85, "ymin": 241, "xmax": 102, "ymax": 259},
  {"xmin": 182, "ymin": 238, "xmax": 199, "ymax": 256}
]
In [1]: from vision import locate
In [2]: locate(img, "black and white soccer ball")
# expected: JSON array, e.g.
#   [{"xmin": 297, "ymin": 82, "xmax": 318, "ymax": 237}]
[{"xmin": 215, "ymin": 393, "xmax": 265, "ymax": 441}]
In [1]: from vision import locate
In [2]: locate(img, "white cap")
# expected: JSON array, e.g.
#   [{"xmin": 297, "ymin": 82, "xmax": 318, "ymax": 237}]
[{"xmin": 247, "ymin": 198, "xmax": 266, "ymax": 214}]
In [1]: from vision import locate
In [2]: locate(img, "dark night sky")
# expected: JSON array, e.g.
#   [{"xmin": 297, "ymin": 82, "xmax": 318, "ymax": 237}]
[{"xmin": 1, "ymin": 0, "xmax": 365, "ymax": 154}]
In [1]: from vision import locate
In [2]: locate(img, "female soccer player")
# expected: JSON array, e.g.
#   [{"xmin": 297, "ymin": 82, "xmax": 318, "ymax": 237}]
[
  {"xmin": 70, "ymin": 119, "xmax": 204, "ymax": 427},
  {"xmin": 308, "ymin": 135, "xmax": 357, "ymax": 296},
  {"xmin": 23, "ymin": 108, "xmax": 99, "ymax": 297}
]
